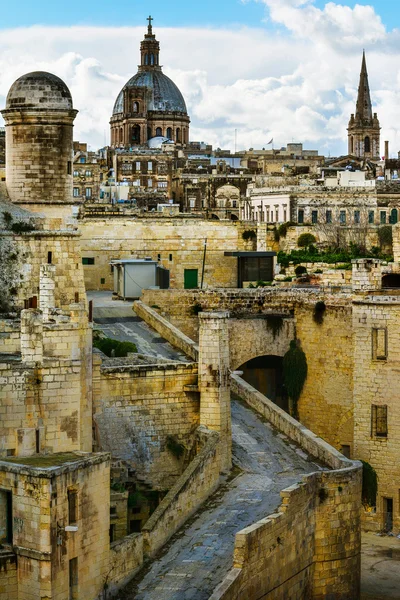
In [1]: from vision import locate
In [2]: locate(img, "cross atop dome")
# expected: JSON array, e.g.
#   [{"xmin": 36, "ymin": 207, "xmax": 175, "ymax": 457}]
[
  {"xmin": 147, "ymin": 15, "xmax": 153, "ymax": 35},
  {"xmin": 141, "ymin": 15, "xmax": 159, "ymax": 67}
]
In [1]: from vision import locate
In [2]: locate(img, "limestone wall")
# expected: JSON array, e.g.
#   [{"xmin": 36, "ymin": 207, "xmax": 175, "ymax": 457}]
[
  {"xmin": 134, "ymin": 301, "xmax": 199, "ymax": 360},
  {"xmin": 296, "ymin": 302, "xmax": 354, "ymax": 452},
  {"xmin": 78, "ymin": 217, "xmax": 243, "ymax": 290},
  {"xmin": 0, "ymin": 551, "xmax": 17, "ymax": 600},
  {"xmin": 0, "ymin": 453, "xmax": 110, "ymax": 600},
  {"xmin": 93, "ymin": 360, "xmax": 200, "ymax": 489},
  {"xmin": 353, "ymin": 296, "xmax": 400, "ymax": 532},
  {"xmin": 0, "ymin": 308, "xmax": 93, "ymax": 456},
  {"xmin": 107, "ymin": 534, "xmax": 144, "ymax": 595},
  {"xmin": 142, "ymin": 427, "xmax": 221, "ymax": 556},
  {"xmin": 211, "ymin": 376, "xmax": 362, "ymax": 600},
  {"xmin": 0, "ymin": 231, "xmax": 86, "ymax": 312}
]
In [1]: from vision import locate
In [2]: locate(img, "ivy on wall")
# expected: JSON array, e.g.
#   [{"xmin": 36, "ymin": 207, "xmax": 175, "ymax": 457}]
[
  {"xmin": 361, "ymin": 460, "xmax": 378, "ymax": 508},
  {"xmin": 283, "ymin": 340, "xmax": 308, "ymax": 418}
]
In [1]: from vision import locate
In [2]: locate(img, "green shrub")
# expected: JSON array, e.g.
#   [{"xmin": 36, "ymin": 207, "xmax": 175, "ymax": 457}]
[
  {"xmin": 378, "ymin": 225, "xmax": 393, "ymax": 248},
  {"xmin": 283, "ymin": 340, "xmax": 308, "ymax": 418},
  {"xmin": 11, "ymin": 221, "xmax": 35, "ymax": 234},
  {"xmin": 93, "ymin": 337, "xmax": 137, "ymax": 357},
  {"xmin": 266, "ymin": 315, "xmax": 284, "ymax": 339},
  {"xmin": 295, "ymin": 265, "xmax": 307, "ymax": 276},
  {"xmin": 283, "ymin": 276, "xmax": 293, "ymax": 282},
  {"xmin": 297, "ymin": 233, "xmax": 316, "ymax": 248},
  {"xmin": 278, "ymin": 222, "xmax": 290, "ymax": 238},
  {"xmin": 242, "ymin": 229, "xmax": 257, "ymax": 241}
]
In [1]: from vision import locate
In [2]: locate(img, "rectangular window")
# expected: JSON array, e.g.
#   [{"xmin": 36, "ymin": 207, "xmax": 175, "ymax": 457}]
[
  {"xmin": 339, "ymin": 210, "xmax": 346, "ymax": 224},
  {"xmin": 169, "ymin": 254, "xmax": 173, "ymax": 261},
  {"xmin": 109, "ymin": 524, "xmax": 116, "ymax": 543},
  {"xmin": 73, "ymin": 188, "xmax": 79, "ymax": 197},
  {"xmin": 79, "ymin": 157, "xmax": 86, "ymax": 163},
  {"xmin": 133, "ymin": 179, "xmax": 140, "ymax": 187},
  {"xmin": 82, "ymin": 257, "xmax": 95, "ymax": 265},
  {"xmin": 135, "ymin": 161, "xmax": 141, "ymax": 171},
  {"xmin": 85, "ymin": 170, "xmax": 92, "ymax": 177},
  {"xmin": 326, "ymin": 210, "xmax": 332, "ymax": 224},
  {"xmin": 368, "ymin": 210, "xmax": 374, "ymax": 224},
  {"xmin": 158, "ymin": 181, "xmax": 168, "ymax": 189},
  {"xmin": 147, "ymin": 179, "xmax": 153, "ymax": 188},
  {"xmin": 68, "ymin": 490, "xmax": 78, "ymax": 525},
  {"xmin": 73, "ymin": 170, "xmax": 79, "ymax": 177},
  {"xmin": 69, "ymin": 557, "xmax": 78, "ymax": 600},
  {"xmin": 148, "ymin": 161, "xmax": 153, "ymax": 171},
  {"xmin": 189, "ymin": 198, "xmax": 196, "ymax": 209},
  {"xmin": 371, "ymin": 405, "xmax": 388, "ymax": 438},
  {"xmin": 47, "ymin": 251, "xmax": 52, "ymax": 264},
  {"xmin": 340, "ymin": 445, "xmax": 351, "ymax": 459},
  {"xmin": 67, "ymin": 161, "xmax": 72, "ymax": 175},
  {"xmin": 372, "ymin": 327, "xmax": 387, "ymax": 361},
  {"xmin": 0, "ymin": 490, "xmax": 13, "ymax": 544},
  {"xmin": 298, "ymin": 209, "xmax": 304, "ymax": 224},
  {"xmin": 85, "ymin": 187, "xmax": 92, "ymax": 198},
  {"xmin": 312, "ymin": 210, "xmax": 318, "ymax": 224},
  {"xmin": 100, "ymin": 278, "xmax": 105, "ymax": 285},
  {"xmin": 354, "ymin": 210, "xmax": 360, "ymax": 224},
  {"xmin": 380, "ymin": 211, "xmax": 387, "ymax": 224}
]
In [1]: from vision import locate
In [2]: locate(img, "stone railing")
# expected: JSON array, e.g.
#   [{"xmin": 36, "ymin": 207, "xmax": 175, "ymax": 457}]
[
  {"xmin": 142, "ymin": 426, "xmax": 221, "ymax": 556},
  {"xmin": 210, "ymin": 375, "xmax": 362, "ymax": 600},
  {"xmin": 134, "ymin": 300, "xmax": 199, "ymax": 360},
  {"xmin": 106, "ymin": 534, "xmax": 144, "ymax": 596}
]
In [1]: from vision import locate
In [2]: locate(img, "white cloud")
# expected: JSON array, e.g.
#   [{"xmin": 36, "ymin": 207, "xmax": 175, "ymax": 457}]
[{"xmin": 0, "ymin": 2, "xmax": 400, "ymax": 157}]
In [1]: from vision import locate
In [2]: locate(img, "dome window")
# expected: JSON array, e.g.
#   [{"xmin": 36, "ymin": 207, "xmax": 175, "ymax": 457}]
[
  {"xmin": 150, "ymin": 53, "xmax": 155, "ymax": 66},
  {"xmin": 176, "ymin": 128, "xmax": 181, "ymax": 143},
  {"xmin": 156, "ymin": 127, "xmax": 163, "ymax": 137},
  {"xmin": 133, "ymin": 102, "xmax": 139, "ymax": 113},
  {"xmin": 166, "ymin": 127, "xmax": 172, "ymax": 140}
]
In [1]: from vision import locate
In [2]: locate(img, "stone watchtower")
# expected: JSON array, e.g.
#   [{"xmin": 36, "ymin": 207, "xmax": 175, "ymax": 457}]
[
  {"xmin": 347, "ymin": 52, "xmax": 380, "ymax": 160},
  {"xmin": 1, "ymin": 71, "xmax": 78, "ymax": 217}
]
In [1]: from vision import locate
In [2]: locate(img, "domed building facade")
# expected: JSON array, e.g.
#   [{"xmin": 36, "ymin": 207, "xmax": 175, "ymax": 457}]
[{"xmin": 110, "ymin": 18, "xmax": 190, "ymax": 147}]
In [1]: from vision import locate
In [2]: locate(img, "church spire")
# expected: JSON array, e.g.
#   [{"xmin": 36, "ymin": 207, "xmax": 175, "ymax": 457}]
[{"xmin": 355, "ymin": 50, "xmax": 373, "ymax": 124}]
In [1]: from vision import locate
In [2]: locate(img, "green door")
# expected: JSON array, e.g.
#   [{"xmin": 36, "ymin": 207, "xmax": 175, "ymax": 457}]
[{"xmin": 184, "ymin": 269, "xmax": 198, "ymax": 289}]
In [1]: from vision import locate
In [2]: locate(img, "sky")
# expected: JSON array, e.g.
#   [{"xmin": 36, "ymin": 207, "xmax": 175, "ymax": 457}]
[{"xmin": 1, "ymin": 0, "xmax": 400, "ymax": 156}]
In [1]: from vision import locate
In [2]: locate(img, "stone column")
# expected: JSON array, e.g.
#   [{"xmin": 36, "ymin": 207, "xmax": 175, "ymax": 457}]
[
  {"xmin": 21, "ymin": 309, "xmax": 43, "ymax": 365},
  {"xmin": 393, "ymin": 224, "xmax": 400, "ymax": 265},
  {"xmin": 39, "ymin": 264, "xmax": 56, "ymax": 322},
  {"xmin": 198, "ymin": 311, "xmax": 232, "ymax": 472},
  {"xmin": 257, "ymin": 223, "xmax": 268, "ymax": 251}
]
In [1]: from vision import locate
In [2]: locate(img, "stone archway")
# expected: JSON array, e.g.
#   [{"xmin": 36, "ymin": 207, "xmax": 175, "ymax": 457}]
[{"xmin": 238, "ymin": 355, "xmax": 288, "ymax": 411}]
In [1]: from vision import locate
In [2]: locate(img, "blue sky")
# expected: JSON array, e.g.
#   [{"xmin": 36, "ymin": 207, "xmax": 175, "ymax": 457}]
[
  {"xmin": 0, "ymin": 0, "xmax": 397, "ymax": 30},
  {"xmin": 1, "ymin": 0, "xmax": 400, "ymax": 155}
]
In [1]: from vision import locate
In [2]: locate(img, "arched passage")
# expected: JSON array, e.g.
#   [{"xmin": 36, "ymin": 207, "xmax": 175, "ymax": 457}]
[
  {"xmin": 382, "ymin": 273, "xmax": 400, "ymax": 288},
  {"xmin": 239, "ymin": 355, "xmax": 288, "ymax": 412}
]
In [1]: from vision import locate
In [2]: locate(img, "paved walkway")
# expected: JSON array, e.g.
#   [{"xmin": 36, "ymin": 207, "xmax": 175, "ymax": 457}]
[
  {"xmin": 118, "ymin": 399, "xmax": 323, "ymax": 600},
  {"xmin": 361, "ymin": 532, "xmax": 400, "ymax": 599},
  {"xmin": 87, "ymin": 291, "xmax": 188, "ymax": 362}
]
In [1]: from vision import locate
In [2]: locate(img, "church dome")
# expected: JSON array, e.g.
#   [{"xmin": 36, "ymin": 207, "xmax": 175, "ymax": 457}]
[
  {"xmin": 113, "ymin": 70, "xmax": 187, "ymax": 116},
  {"xmin": 6, "ymin": 71, "xmax": 73, "ymax": 110}
]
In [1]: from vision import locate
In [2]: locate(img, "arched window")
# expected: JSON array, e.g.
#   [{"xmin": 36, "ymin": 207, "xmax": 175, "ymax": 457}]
[
  {"xmin": 133, "ymin": 101, "xmax": 139, "ymax": 113},
  {"xmin": 390, "ymin": 208, "xmax": 398, "ymax": 224},
  {"xmin": 176, "ymin": 128, "xmax": 181, "ymax": 143},
  {"xmin": 364, "ymin": 136, "xmax": 371, "ymax": 153},
  {"xmin": 150, "ymin": 53, "xmax": 155, "ymax": 65},
  {"xmin": 350, "ymin": 136, "xmax": 354, "ymax": 154},
  {"xmin": 132, "ymin": 125, "xmax": 140, "ymax": 144},
  {"xmin": 156, "ymin": 127, "xmax": 162, "ymax": 137},
  {"xmin": 147, "ymin": 127, "xmax": 152, "ymax": 141},
  {"xmin": 166, "ymin": 127, "xmax": 172, "ymax": 140},
  {"xmin": 145, "ymin": 54, "xmax": 149, "ymax": 65},
  {"xmin": 120, "ymin": 128, "xmax": 123, "ymax": 144}
]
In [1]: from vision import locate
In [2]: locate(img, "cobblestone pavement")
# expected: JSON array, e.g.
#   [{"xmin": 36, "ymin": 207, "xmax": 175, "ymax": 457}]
[
  {"xmin": 87, "ymin": 291, "xmax": 188, "ymax": 362},
  {"xmin": 119, "ymin": 399, "xmax": 323, "ymax": 600}
]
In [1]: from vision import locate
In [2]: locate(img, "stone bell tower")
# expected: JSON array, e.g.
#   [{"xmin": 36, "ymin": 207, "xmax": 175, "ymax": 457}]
[{"xmin": 347, "ymin": 52, "xmax": 380, "ymax": 160}]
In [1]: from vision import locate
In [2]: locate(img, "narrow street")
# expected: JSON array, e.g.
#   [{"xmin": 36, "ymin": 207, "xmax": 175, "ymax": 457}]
[{"xmin": 119, "ymin": 399, "xmax": 322, "ymax": 600}]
